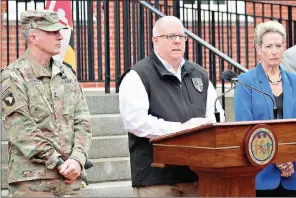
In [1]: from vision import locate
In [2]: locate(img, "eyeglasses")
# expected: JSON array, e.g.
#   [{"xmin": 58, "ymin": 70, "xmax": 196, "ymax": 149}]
[{"xmin": 156, "ymin": 34, "xmax": 188, "ymax": 41}]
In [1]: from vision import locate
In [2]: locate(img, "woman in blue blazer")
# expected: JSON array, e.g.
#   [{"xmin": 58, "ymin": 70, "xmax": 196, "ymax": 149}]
[{"xmin": 234, "ymin": 21, "xmax": 296, "ymax": 197}]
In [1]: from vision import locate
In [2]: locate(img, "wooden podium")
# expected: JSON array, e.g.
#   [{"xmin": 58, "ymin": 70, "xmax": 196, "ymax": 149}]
[{"xmin": 150, "ymin": 119, "xmax": 296, "ymax": 197}]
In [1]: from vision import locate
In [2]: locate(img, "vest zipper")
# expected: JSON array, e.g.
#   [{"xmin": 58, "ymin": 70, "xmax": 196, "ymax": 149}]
[
  {"xmin": 164, "ymin": 74, "xmax": 191, "ymax": 120},
  {"xmin": 180, "ymin": 81, "xmax": 190, "ymax": 120},
  {"xmin": 183, "ymin": 80, "xmax": 194, "ymax": 104}
]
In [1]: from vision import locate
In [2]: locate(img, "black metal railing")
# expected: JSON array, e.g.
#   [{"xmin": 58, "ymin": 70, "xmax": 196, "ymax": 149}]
[{"xmin": 2, "ymin": 0, "xmax": 296, "ymax": 97}]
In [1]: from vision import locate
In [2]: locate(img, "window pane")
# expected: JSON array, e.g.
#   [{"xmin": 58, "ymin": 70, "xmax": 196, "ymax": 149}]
[
  {"xmin": 213, "ymin": 0, "xmax": 225, "ymax": 4},
  {"xmin": 18, "ymin": 0, "xmax": 45, "ymax": 2},
  {"xmin": 183, "ymin": 0, "xmax": 195, "ymax": 5},
  {"xmin": 183, "ymin": 0, "xmax": 210, "ymax": 5}
]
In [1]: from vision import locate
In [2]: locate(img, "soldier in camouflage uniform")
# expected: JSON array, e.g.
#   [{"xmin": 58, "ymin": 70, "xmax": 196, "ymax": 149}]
[{"xmin": 1, "ymin": 10, "xmax": 92, "ymax": 197}]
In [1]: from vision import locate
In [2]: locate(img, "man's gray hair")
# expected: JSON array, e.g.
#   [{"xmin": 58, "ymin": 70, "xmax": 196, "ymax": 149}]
[
  {"xmin": 254, "ymin": 20, "xmax": 286, "ymax": 46},
  {"xmin": 22, "ymin": 29, "xmax": 37, "ymax": 44}
]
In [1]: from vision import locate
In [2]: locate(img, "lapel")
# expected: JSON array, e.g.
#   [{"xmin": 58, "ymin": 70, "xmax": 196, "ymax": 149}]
[
  {"xmin": 280, "ymin": 66, "xmax": 293, "ymax": 118},
  {"xmin": 256, "ymin": 63, "xmax": 275, "ymax": 119}
]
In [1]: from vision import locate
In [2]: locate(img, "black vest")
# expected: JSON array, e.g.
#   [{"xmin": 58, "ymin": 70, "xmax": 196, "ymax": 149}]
[{"xmin": 121, "ymin": 51, "xmax": 209, "ymax": 187}]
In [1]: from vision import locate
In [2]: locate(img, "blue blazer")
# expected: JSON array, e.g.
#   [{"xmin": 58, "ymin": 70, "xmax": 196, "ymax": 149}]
[{"xmin": 234, "ymin": 63, "xmax": 296, "ymax": 190}]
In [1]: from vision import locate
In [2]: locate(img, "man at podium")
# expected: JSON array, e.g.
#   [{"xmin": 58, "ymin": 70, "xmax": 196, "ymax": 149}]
[
  {"xmin": 234, "ymin": 21, "xmax": 296, "ymax": 196},
  {"xmin": 119, "ymin": 16, "xmax": 224, "ymax": 197}
]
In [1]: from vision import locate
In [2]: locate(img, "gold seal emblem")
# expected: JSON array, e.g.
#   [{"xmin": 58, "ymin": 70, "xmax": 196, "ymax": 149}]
[{"xmin": 244, "ymin": 124, "xmax": 277, "ymax": 166}]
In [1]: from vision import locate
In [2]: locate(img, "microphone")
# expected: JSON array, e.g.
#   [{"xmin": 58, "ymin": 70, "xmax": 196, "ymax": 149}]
[
  {"xmin": 221, "ymin": 70, "xmax": 237, "ymax": 82},
  {"xmin": 222, "ymin": 70, "xmax": 278, "ymax": 119},
  {"xmin": 214, "ymin": 75, "xmax": 236, "ymax": 122}
]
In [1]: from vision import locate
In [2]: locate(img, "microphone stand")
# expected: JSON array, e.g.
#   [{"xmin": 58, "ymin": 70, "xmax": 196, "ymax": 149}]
[
  {"xmin": 214, "ymin": 83, "xmax": 236, "ymax": 122},
  {"xmin": 232, "ymin": 78, "xmax": 278, "ymax": 119}
]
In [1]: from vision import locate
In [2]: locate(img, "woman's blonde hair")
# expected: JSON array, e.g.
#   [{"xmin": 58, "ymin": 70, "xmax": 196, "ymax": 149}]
[{"xmin": 254, "ymin": 21, "xmax": 286, "ymax": 46}]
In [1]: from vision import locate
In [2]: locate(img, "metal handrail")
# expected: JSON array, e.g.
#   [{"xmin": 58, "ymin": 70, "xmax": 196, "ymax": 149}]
[{"xmin": 138, "ymin": 0, "xmax": 249, "ymax": 73}]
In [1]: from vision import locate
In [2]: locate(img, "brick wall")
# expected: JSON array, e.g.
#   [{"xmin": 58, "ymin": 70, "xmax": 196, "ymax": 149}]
[
  {"xmin": 246, "ymin": 1, "xmax": 296, "ymax": 20},
  {"xmin": 1, "ymin": 0, "xmax": 295, "ymax": 88}
]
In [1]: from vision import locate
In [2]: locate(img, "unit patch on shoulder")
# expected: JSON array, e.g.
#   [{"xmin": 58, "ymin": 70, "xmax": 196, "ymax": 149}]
[
  {"xmin": 2, "ymin": 79, "xmax": 24, "ymax": 117},
  {"xmin": 2, "ymin": 90, "xmax": 15, "ymax": 106}
]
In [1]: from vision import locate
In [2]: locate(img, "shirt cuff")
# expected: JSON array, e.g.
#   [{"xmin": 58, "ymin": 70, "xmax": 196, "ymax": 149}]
[
  {"xmin": 165, "ymin": 121, "xmax": 182, "ymax": 134},
  {"xmin": 45, "ymin": 151, "xmax": 62, "ymax": 170},
  {"xmin": 69, "ymin": 150, "xmax": 87, "ymax": 168}
]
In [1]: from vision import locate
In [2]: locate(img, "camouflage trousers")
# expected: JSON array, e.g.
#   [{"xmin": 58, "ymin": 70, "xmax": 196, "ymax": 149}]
[{"xmin": 8, "ymin": 178, "xmax": 82, "ymax": 197}]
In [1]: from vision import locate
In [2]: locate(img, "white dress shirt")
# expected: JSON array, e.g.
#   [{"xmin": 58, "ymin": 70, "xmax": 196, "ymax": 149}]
[{"xmin": 119, "ymin": 52, "xmax": 225, "ymax": 139}]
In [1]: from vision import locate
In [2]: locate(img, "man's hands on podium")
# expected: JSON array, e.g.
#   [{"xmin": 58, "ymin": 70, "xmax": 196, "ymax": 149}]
[
  {"xmin": 181, "ymin": 117, "xmax": 213, "ymax": 131},
  {"xmin": 276, "ymin": 162, "xmax": 294, "ymax": 177}
]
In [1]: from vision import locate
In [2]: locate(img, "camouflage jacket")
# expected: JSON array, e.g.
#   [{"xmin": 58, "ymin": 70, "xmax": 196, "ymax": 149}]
[{"xmin": 1, "ymin": 50, "xmax": 92, "ymax": 183}]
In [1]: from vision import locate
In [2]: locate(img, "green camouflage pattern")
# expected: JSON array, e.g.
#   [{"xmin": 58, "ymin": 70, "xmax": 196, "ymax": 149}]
[
  {"xmin": 21, "ymin": 10, "xmax": 67, "ymax": 31},
  {"xmin": 2, "ymin": 49, "xmax": 92, "ymax": 184},
  {"xmin": 8, "ymin": 178, "xmax": 81, "ymax": 197}
]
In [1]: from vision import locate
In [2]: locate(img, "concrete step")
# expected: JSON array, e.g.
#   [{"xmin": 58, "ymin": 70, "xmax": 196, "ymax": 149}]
[
  {"xmin": 85, "ymin": 94, "xmax": 119, "ymax": 115},
  {"xmin": 90, "ymin": 114, "xmax": 126, "ymax": 136},
  {"xmin": 1, "ymin": 157, "xmax": 131, "ymax": 189},
  {"xmin": 1, "ymin": 136, "xmax": 130, "ymax": 165},
  {"xmin": 216, "ymin": 84, "xmax": 234, "ymax": 122},
  {"xmin": 81, "ymin": 181, "xmax": 132, "ymax": 197},
  {"xmin": 86, "ymin": 157, "xmax": 130, "ymax": 183},
  {"xmin": 89, "ymin": 136, "xmax": 129, "ymax": 159},
  {"xmin": 1, "ymin": 181, "xmax": 133, "ymax": 197},
  {"xmin": 225, "ymin": 97, "xmax": 234, "ymax": 122}
]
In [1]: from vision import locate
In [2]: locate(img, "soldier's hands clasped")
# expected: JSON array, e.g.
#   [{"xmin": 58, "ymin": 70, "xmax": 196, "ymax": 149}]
[{"xmin": 58, "ymin": 159, "xmax": 82, "ymax": 184}]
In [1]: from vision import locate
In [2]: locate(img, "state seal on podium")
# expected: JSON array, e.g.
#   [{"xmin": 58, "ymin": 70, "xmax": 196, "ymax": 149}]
[{"xmin": 244, "ymin": 124, "xmax": 278, "ymax": 166}]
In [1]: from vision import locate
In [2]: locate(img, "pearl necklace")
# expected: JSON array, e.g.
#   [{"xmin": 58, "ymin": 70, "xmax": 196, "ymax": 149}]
[{"xmin": 267, "ymin": 74, "xmax": 282, "ymax": 85}]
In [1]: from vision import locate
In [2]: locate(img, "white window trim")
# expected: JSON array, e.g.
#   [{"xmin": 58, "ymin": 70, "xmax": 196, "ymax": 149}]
[
  {"xmin": 3, "ymin": 1, "xmax": 96, "ymax": 23},
  {"xmin": 180, "ymin": 0, "xmax": 254, "ymax": 23}
]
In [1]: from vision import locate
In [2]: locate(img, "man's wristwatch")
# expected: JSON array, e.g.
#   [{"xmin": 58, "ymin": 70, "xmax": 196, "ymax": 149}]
[{"xmin": 55, "ymin": 157, "xmax": 65, "ymax": 169}]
